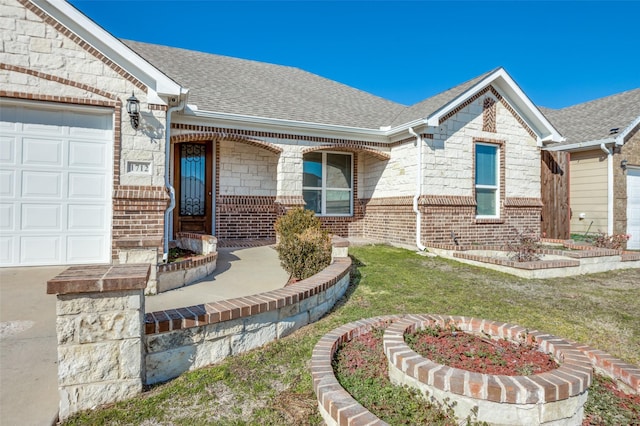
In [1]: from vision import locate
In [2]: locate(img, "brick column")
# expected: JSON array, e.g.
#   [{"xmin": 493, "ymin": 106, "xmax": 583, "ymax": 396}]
[{"xmin": 47, "ymin": 264, "xmax": 150, "ymax": 420}]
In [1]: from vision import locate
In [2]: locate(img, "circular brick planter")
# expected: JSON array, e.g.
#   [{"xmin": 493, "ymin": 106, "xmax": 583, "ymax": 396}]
[{"xmin": 384, "ymin": 315, "xmax": 592, "ymax": 425}]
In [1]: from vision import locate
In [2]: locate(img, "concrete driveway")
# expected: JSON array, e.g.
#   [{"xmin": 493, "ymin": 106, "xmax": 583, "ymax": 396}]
[{"xmin": 0, "ymin": 266, "xmax": 64, "ymax": 426}]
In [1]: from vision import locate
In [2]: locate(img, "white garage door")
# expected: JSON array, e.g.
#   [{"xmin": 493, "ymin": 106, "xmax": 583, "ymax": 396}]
[
  {"xmin": 0, "ymin": 101, "xmax": 113, "ymax": 266},
  {"xmin": 628, "ymin": 168, "xmax": 640, "ymax": 250}
]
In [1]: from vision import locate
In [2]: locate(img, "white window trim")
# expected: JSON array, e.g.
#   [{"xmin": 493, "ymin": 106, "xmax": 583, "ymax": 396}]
[
  {"xmin": 475, "ymin": 142, "xmax": 500, "ymax": 219},
  {"xmin": 303, "ymin": 151, "xmax": 353, "ymax": 217}
]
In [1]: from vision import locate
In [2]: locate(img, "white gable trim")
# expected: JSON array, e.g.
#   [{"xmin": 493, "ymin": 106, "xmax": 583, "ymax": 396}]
[
  {"xmin": 616, "ymin": 115, "xmax": 640, "ymax": 146},
  {"xmin": 30, "ymin": 0, "xmax": 183, "ymax": 98},
  {"xmin": 425, "ymin": 68, "xmax": 564, "ymax": 145}
]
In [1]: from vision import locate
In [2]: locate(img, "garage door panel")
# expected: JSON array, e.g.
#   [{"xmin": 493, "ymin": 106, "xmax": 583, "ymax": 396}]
[
  {"xmin": 0, "ymin": 204, "xmax": 14, "ymax": 231},
  {"xmin": 22, "ymin": 109, "xmax": 64, "ymax": 133},
  {"xmin": 21, "ymin": 204, "xmax": 61, "ymax": 231},
  {"xmin": 68, "ymin": 204, "xmax": 106, "ymax": 230},
  {"xmin": 0, "ymin": 237, "xmax": 14, "ymax": 264},
  {"xmin": 22, "ymin": 171, "xmax": 62, "ymax": 198},
  {"xmin": 20, "ymin": 236, "xmax": 61, "ymax": 265},
  {"xmin": 68, "ymin": 173, "xmax": 106, "ymax": 199},
  {"xmin": 23, "ymin": 137, "xmax": 62, "ymax": 166},
  {"xmin": 0, "ymin": 170, "xmax": 14, "ymax": 197},
  {"xmin": 0, "ymin": 136, "xmax": 16, "ymax": 164},
  {"xmin": 67, "ymin": 112, "xmax": 112, "ymax": 132},
  {"xmin": 67, "ymin": 236, "xmax": 106, "ymax": 263},
  {"xmin": 69, "ymin": 141, "xmax": 107, "ymax": 169},
  {"xmin": 1, "ymin": 103, "xmax": 112, "ymax": 267}
]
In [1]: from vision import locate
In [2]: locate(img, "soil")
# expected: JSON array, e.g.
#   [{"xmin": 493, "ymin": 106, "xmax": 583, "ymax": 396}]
[
  {"xmin": 167, "ymin": 247, "xmax": 198, "ymax": 263},
  {"xmin": 406, "ymin": 326, "xmax": 558, "ymax": 376}
]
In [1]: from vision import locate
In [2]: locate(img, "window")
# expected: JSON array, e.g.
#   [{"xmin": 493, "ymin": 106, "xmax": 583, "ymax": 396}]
[
  {"xmin": 475, "ymin": 143, "xmax": 499, "ymax": 217},
  {"xmin": 303, "ymin": 152, "xmax": 352, "ymax": 215}
]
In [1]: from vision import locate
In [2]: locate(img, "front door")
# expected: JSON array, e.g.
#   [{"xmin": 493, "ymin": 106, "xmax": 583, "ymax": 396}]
[{"xmin": 174, "ymin": 142, "xmax": 212, "ymax": 235}]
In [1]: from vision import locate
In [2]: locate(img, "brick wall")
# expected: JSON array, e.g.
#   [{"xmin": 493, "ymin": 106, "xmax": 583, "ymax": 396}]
[
  {"xmin": 112, "ymin": 186, "xmax": 168, "ymax": 259},
  {"xmin": 216, "ymin": 196, "xmax": 278, "ymax": 239}
]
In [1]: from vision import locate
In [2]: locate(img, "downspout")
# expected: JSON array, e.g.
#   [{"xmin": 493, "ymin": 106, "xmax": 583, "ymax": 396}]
[
  {"xmin": 409, "ymin": 127, "xmax": 427, "ymax": 251},
  {"xmin": 163, "ymin": 99, "xmax": 185, "ymax": 262},
  {"xmin": 600, "ymin": 143, "xmax": 614, "ymax": 235}
]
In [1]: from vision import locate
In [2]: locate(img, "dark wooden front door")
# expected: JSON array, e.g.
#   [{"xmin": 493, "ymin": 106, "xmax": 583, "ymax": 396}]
[{"xmin": 174, "ymin": 142, "xmax": 212, "ymax": 235}]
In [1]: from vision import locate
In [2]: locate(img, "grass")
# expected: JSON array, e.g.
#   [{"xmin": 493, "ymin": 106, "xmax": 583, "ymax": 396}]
[{"xmin": 64, "ymin": 244, "xmax": 640, "ymax": 425}]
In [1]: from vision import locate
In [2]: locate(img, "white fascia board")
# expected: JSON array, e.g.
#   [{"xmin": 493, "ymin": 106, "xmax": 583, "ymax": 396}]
[
  {"xmin": 543, "ymin": 138, "xmax": 616, "ymax": 152},
  {"xmin": 615, "ymin": 115, "xmax": 640, "ymax": 145},
  {"xmin": 424, "ymin": 68, "xmax": 564, "ymax": 144},
  {"xmin": 185, "ymin": 109, "xmax": 390, "ymax": 143},
  {"xmin": 32, "ymin": 0, "xmax": 182, "ymax": 97}
]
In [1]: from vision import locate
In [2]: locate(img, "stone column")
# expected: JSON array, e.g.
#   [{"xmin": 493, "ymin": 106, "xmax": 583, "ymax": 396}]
[
  {"xmin": 47, "ymin": 264, "xmax": 150, "ymax": 421},
  {"xmin": 275, "ymin": 147, "xmax": 305, "ymax": 210}
]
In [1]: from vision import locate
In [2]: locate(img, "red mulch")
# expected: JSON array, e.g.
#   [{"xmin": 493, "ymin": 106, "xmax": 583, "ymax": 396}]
[{"xmin": 407, "ymin": 328, "xmax": 558, "ymax": 376}]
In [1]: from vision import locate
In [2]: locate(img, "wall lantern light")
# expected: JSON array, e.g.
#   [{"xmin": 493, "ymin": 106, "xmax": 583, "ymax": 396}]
[
  {"xmin": 126, "ymin": 91, "xmax": 140, "ymax": 129},
  {"xmin": 621, "ymin": 159, "xmax": 628, "ymax": 170}
]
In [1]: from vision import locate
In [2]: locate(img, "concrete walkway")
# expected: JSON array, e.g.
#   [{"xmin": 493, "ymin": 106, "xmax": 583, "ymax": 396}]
[
  {"xmin": 0, "ymin": 245, "xmax": 288, "ymax": 425},
  {"xmin": 146, "ymin": 245, "xmax": 288, "ymax": 312}
]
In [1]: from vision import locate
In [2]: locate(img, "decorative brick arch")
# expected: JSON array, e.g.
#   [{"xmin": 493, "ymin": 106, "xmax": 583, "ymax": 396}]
[
  {"xmin": 170, "ymin": 132, "xmax": 282, "ymax": 154},
  {"xmin": 302, "ymin": 144, "xmax": 390, "ymax": 161}
]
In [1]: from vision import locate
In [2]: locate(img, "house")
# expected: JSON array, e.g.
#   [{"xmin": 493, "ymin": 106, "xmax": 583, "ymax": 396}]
[
  {"xmin": 543, "ymin": 90, "xmax": 640, "ymax": 249},
  {"xmin": 1, "ymin": 0, "xmax": 564, "ymax": 268}
]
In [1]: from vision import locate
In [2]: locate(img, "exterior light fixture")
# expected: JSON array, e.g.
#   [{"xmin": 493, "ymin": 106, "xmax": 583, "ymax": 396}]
[
  {"xmin": 126, "ymin": 91, "xmax": 140, "ymax": 129},
  {"xmin": 621, "ymin": 159, "xmax": 628, "ymax": 170}
]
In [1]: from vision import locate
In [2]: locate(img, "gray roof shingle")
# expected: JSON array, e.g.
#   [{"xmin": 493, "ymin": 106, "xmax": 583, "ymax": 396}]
[
  {"xmin": 541, "ymin": 88, "xmax": 640, "ymax": 144},
  {"xmin": 124, "ymin": 40, "xmax": 404, "ymax": 129},
  {"xmin": 123, "ymin": 40, "xmax": 501, "ymax": 131}
]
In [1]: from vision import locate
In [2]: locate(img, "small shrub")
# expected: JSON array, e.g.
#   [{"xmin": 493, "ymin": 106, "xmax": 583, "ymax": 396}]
[
  {"xmin": 592, "ymin": 231, "xmax": 630, "ymax": 250},
  {"xmin": 274, "ymin": 207, "xmax": 320, "ymax": 241},
  {"xmin": 506, "ymin": 229, "xmax": 541, "ymax": 262},
  {"xmin": 274, "ymin": 208, "xmax": 331, "ymax": 281}
]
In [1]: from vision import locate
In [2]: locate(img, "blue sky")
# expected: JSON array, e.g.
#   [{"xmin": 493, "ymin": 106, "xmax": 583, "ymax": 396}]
[{"xmin": 68, "ymin": 1, "xmax": 639, "ymax": 109}]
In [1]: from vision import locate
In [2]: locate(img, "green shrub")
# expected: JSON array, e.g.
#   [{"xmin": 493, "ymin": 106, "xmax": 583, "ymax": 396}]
[
  {"xmin": 274, "ymin": 207, "xmax": 320, "ymax": 240},
  {"xmin": 274, "ymin": 208, "xmax": 331, "ymax": 281}
]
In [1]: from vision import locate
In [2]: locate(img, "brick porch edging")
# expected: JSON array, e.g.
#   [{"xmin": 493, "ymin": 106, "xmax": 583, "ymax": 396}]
[
  {"xmin": 311, "ymin": 315, "xmax": 640, "ymax": 425},
  {"xmin": 384, "ymin": 315, "xmax": 591, "ymax": 404}
]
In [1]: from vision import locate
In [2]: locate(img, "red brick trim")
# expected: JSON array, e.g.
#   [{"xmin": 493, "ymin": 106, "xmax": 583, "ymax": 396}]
[
  {"xmin": 362, "ymin": 196, "xmax": 414, "ymax": 206},
  {"xmin": 1, "ymin": 63, "xmax": 119, "ymax": 101},
  {"xmin": 144, "ymin": 257, "xmax": 351, "ymax": 334},
  {"xmin": 157, "ymin": 253, "xmax": 218, "ymax": 273},
  {"xmin": 274, "ymin": 196, "xmax": 306, "ymax": 206},
  {"xmin": 386, "ymin": 315, "xmax": 592, "ymax": 403},
  {"xmin": 302, "ymin": 145, "xmax": 390, "ymax": 161},
  {"xmin": 17, "ymin": 0, "xmax": 147, "ymax": 93},
  {"xmin": 47, "ymin": 264, "xmax": 150, "ymax": 295},
  {"xmin": 0, "ymin": 86, "xmax": 123, "ymax": 187},
  {"xmin": 217, "ymin": 195, "xmax": 276, "ymax": 206},
  {"xmin": 504, "ymin": 197, "xmax": 544, "ymax": 207},
  {"xmin": 148, "ymin": 104, "xmax": 168, "ymax": 111},
  {"xmin": 171, "ymin": 131, "xmax": 282, "ymax": 154},
  {"xmin": 113, "ymin": 185, "xmax": 169, "ymax": 201},
  {"xmin": 438, "ymin": 86, "xmax": 537, "ymax": 140},
  {"xmin": 483, "ymin": 97, "xmax": 497, "ymax": 132},
  {"xmin": 422, "ymin": 195, "xmax": 476, "ymax": 206}
]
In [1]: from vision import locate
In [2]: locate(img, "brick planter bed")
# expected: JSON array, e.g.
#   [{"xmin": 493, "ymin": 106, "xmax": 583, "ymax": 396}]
[
  {"xmin": 384, "ymin": 315, "xmax": 591, "ymax": 425},
  {"xmin": 313, "ymin": 314, "xmax": 640, "ymax": 425}
]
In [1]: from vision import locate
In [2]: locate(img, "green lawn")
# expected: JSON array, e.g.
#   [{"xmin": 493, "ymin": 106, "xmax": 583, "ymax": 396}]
[{"xmin": 65, "ymin": 245, "xmax": 640, "ymax": 425}]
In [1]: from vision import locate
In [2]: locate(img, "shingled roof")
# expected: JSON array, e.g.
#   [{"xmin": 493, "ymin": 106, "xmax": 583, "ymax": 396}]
[
  {"xmin": 123, "ymin": 40, "xmax": 501, "ymax": 131},
  {"xmin": 542, "ymin": 88, "xmax": 640, "ymax": 145},
  {"xmin": 124, "ymin": 40, "xmax": 405, "ymax": 129}
]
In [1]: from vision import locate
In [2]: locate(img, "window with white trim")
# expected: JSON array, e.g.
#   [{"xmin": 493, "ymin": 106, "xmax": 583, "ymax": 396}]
[
  {"xmin": 303, "ymin": 152, "xmax": 353, "ymax": 216},
  {"xmin": 475, "ymin": 143, "xmax": 499, "ymax": 217}
]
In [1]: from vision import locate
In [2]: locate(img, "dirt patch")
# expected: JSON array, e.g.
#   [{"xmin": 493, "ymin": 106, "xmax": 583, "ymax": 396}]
[{"xmin": 167, "ymin": 247, "xmax": 198, "ymax": 263}]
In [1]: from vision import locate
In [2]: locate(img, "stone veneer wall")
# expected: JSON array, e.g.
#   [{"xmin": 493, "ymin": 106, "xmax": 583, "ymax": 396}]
[
  {"xmin": 144, "ymin": 256, "xmax": 351, "ymax": 384},
  {"xmin": 613, "ymin": 126, "xmax": 640, "ymax": 238},
  {"xmin": 47, "ymin": 264, "xmax": 151, "ymax": 421}
]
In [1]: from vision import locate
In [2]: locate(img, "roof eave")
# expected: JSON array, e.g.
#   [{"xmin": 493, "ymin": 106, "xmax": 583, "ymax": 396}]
[
  {"xmin": 32, "ymin": 0, "xmax": 183, "ymax": 98},
  {"xmin": 544, "ymin": 137, "xmax": 616, "ymax": 152},
  {"xmin": 615, "ymin": 115, "xmax": 640, "ymax": 145},
  {"xmin": 186, "ymin": 108, "xmax": 391, "ymax": 143}
]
